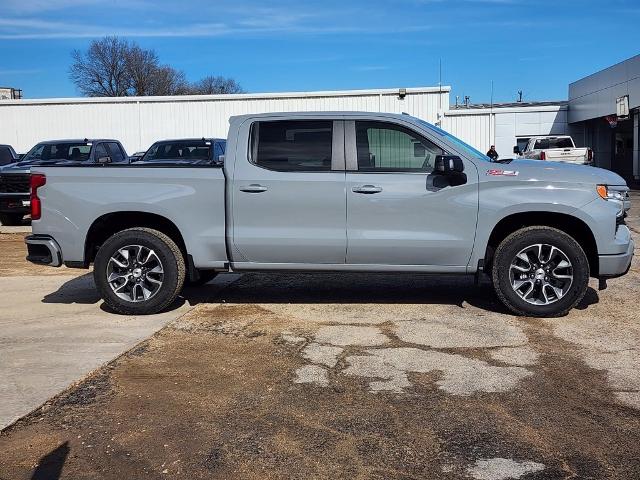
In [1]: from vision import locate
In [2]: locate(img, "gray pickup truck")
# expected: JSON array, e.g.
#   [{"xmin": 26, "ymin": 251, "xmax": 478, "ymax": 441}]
[{"xmin": 25, "ymin": 112, "xmax": 633, "ymax": 317}]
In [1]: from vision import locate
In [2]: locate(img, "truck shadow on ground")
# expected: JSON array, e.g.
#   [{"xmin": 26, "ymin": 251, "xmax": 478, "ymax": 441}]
[
  {"xmin": 182, "ymin": 272, "xmax": 600, "ymax": 316},
  {"xmin": 40, "ymin": 271, "xmax": 600, "ymax": 316}
]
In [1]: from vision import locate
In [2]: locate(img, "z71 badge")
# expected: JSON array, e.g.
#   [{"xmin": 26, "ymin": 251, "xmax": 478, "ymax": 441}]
[{"xmin": 486, "ymin": 169, "xmax": 519, "ymax": 176}]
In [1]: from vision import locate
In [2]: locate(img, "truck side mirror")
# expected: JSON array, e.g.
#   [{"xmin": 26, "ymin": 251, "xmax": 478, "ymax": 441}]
[
  {"xmin": 434, "ymin": 155, "xmax": 464, "ymax": 174},
  {"xmin": 97, "ymin": 156, "xmax": 112, "ymax": 164},
  {"xmin": 513, "ymin": 146, "xmax": 521, "ymax": 155}
]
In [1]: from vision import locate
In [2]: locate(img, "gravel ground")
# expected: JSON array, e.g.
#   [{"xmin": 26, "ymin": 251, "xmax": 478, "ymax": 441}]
[{"xmin": 0, "ymin": 193, "xmax": 639, "ymax": 479}]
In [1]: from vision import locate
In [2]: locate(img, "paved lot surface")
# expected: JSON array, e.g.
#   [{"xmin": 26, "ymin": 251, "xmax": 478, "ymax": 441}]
[
  {"xmin": 0, "ymin": 234, "xmax": 193, "ymax": 430},
  {"xmin": 0, "ymin": 194, "xmax": 639, "ymax": 479}
]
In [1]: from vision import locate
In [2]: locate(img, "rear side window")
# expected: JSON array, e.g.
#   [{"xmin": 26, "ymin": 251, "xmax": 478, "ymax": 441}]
[
  {"xmin": 251, "ymin": 120, "xmax": 333, "ymax": 172},
  {"xmin": 0, "ymin": 146, "xmax": 14, "ymax": 166},
  {"xmin": 355, "ymin": 121, "xmax": 444, "ymax": 172},
  {"xmin": 107, "ymin": 143, "xmax": 125, "ymax": 163}
]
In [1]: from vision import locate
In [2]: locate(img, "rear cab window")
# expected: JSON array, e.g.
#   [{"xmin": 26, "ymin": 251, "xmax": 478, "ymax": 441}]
[{"xmin": 250, "ymin": 120, "xmax": 333, "ymax": 172}]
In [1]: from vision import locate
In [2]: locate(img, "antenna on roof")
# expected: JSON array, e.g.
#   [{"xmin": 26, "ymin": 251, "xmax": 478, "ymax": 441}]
[{"xmin": 517, "ymin": 90, "xmax": 523, "ymax": 103}]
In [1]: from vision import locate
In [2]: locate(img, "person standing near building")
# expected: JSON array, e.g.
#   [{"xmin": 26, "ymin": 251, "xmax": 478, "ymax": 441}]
[{"xmin": 486, "ymin": 145, "xmax": 499, "ymax": 161}]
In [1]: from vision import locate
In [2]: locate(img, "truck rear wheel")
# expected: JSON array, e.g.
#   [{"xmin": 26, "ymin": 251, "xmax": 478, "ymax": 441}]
[
  {"xmin": 491, "ymin": 226, "xmax": 589, "ymax": 317},
  {"xmin": 93, "ymin": 228, "xmax": 186, "ymax": 315},
  {"xmin": 0, "ymin": 213, "xmax": 24, "ymax": 226}
]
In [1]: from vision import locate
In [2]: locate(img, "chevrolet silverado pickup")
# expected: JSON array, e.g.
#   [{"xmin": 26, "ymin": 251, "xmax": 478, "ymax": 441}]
[{"xmin": 25, "ymin": 112, "xmax": 633, "ymax": 317}]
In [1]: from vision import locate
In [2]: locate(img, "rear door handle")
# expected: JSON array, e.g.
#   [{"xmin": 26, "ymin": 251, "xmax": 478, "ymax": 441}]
[
  {"xmin": 352, "ymin": 184, "xmax": 383, "ymax": 194},
  {"xmin": 240, "ymin": 184, "xmax": 268, "ymax": 193}
]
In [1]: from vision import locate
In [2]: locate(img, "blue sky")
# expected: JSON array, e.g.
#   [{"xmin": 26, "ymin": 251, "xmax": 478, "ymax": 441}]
[{"xmin": 0, "ymin": 0, "xmax": 639, "ymax": 102}]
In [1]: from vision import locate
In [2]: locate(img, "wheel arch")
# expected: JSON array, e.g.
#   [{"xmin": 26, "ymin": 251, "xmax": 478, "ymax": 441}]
[
  {"xmin": 84, "ymin": 211, "xmax": 188, "ymax": 265},
  {"xmin": 484, "ymin": 211, "xmax": 599, "ymax": 277}
]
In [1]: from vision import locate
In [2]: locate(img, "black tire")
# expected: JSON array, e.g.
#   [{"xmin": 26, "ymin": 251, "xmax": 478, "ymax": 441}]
[
  {"xmin": 0, "ymin": 213, "xmax": 23, "ymax": 226},
  {"xmin": 93, "ymin": 227, "xmax": 186, "ymax": 315},
  {"xmin": 186, "ymin": 270, "xmax": 218, "ymax": 287},
  {"xmin": 492, "ymin": 226, "xmax": 590, "ymax": 317}
]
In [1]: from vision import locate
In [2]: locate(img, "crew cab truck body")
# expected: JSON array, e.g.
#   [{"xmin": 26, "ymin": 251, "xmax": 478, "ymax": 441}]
[
  {"xmin": 26, "ymin": 112, "xmax": 633, "ymax": 317},
  {"xmin": 516, "ymin": 135, "xmax": 593, "ymax": 165}
]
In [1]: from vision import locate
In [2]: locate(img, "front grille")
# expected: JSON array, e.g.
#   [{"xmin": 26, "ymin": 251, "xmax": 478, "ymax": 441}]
[{"xmin": 0, "ymin": 174, "xmax": 30, "ymax": 194}]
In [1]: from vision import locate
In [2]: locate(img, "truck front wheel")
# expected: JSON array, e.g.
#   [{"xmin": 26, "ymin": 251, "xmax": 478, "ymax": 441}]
[
  {"xmin": 94, "ymin": 228, "xmax": 186, "ymax": 315},
  {"xmin": 492, "ymin": 226, "xmax": 589, "ymax": 317}
]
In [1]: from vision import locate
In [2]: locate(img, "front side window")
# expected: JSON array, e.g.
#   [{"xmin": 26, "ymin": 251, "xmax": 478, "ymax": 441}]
[
  {"xmin": 213, "ymin": 141, "xmax": 225, "ymax": 163},
  {"xmin": 356, "ymin": 121, "xmax": 444, "ymax": 172},
  {"xmin": 107, "ymin": 143, "xmax": 125, "ymax": 163},
  {"xmin": 94, "ymin": 143, "xmax": 109, "ymax": 160},
  {"xmin": 0, "ymin": 146, "xmax": 14, "ymax": 165},
  {"xmin": 251, "ymin": 120, "xmax": 333, "ymax": 172}
]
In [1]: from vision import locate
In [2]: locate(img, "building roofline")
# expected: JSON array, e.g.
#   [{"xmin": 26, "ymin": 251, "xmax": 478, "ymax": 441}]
[
  {"xmin": 569, "ymin": 54, "xmax": 640, "ymax": 87},
  {"xmin": 0, "ymin": 86, "xmax": 451, "ymax": 107}
]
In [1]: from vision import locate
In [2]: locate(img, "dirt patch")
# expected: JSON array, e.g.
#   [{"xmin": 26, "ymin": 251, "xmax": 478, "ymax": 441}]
[
  {"xmin": 0, "ymin": 233, "xmax": 76, "ymax": 276},
  {"xmin": 2, "ymin": 299, "xmax": 640, "ymax": 479}
]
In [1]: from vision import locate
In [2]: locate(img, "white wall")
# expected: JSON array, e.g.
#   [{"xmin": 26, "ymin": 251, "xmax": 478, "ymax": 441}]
[
  {"xmin": 444, "ymin": 105, "xmax": 568, "ymax": 158},
  {"xmin": 0, "ymin": 86, "xmax": 568, "ymax": 159},
  {"xmin": 0, "ymin": 87, "xmax": 449, "ymax": 154}
]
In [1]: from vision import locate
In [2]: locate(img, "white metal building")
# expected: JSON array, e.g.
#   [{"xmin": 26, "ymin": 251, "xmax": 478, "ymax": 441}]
[{"xmin": 0, "ymin": 86, "xmax": 567, "ymax": 158}]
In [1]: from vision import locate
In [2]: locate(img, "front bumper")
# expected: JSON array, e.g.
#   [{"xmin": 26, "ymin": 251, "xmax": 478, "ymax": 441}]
[
  {"xmin": 25, "ymin": 235, "xmax": 63, "ymax": 267},
  {"xmin": 599, "ymin": 233, "xmax": 634, "ymax": 278}
]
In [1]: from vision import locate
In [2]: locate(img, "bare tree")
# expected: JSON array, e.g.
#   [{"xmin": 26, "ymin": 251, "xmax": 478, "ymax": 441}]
[
  {"xmin": 69, "ymin": 37, "xmax": 130, "ymax": 97},
  {"xmin": 149, "ymin": 66, "xmax": 190, "ymax": 96},
  {"xmin": 70, "ymin": 36, "xmax": 244, "ymax": 97},
  {"xmin": 190, "ymin": 76, "xmax": 245, "ymax": 95},
  {"xmin": 124, "ymin": 44, "xmax": 160, "ymax": 96}
]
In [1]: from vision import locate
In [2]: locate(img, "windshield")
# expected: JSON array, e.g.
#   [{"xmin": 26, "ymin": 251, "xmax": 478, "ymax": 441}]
[
  {"xmin": 142, "ymin": 141, "xmax": 212, "ymax": 163},
  {"xmin": 21, "ymin": 142, "xmax": 91, "ymax": 163},
  {"xmin": 412, "ymin": 117, "xmax": 491, "ymax": 162}
]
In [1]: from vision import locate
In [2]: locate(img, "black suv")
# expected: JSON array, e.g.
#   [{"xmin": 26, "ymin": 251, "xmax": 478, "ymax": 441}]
[{"xmin": 0, "ymin": 139, "xmax": 128, "ymax": 225}]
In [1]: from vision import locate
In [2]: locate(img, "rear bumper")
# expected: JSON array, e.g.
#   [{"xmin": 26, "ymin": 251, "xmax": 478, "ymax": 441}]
[
  {"xmin": 25, "ymin": 234, "xmax": 62, "ymax": 267},
  {"xmin": 599, "ymin": 237, "xmax": 634, "ymax": 278}
]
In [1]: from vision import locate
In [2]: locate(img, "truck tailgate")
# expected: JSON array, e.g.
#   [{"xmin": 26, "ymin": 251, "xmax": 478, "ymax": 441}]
[
  {"xmin": 544, "ymin": 148, "xmax": 588, "ymax": 163},
  {"xmin": 31, "ymin": 166, "xmax": 228, "ymax": 269}
]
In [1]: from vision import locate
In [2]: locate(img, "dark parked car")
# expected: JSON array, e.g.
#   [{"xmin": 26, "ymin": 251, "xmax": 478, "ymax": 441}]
[
  {"xmin": 132, "ymin": 138, "xmax": 226, "ymax": 166},
  {"xmin": 0, "ymin": 139, "xmax": 128, "ymax": 225},
  {"xmin": 128, "ymin": 151, "xmax": 146, "ymax": 162},
  {"xmin": 0, "ymin": 144, "xmax": 19, "ymax": 166}
]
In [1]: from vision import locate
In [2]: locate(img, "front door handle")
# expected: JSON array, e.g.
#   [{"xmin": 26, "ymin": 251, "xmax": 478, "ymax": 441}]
[
  {"xmin": 240, "ymin": 184, "xmax": 268, "ymax": 193},
  {"xmin": 352, "ymin": 184, "xmax": 383, "ymax": 194}
]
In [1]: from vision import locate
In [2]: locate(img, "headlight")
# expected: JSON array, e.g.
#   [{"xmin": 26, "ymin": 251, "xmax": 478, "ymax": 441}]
[{"xmin": 597, "ymin": 184, "xmax": 631, "ymax": 217}]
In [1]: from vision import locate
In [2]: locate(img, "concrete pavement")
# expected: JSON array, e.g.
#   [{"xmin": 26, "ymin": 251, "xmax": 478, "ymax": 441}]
[{"xmin": 0, "ymin": 273, "xmax": 192, "ymax": 429}]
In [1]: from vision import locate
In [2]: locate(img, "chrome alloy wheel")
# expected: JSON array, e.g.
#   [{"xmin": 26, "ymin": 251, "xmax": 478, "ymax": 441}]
[
  {"xmin": 106, "ymin": 245, "xmax": 164, "ymax": 302},
  {"xmin": 508, "ymin": 243, "xmax": 573, "ymax": 306}
]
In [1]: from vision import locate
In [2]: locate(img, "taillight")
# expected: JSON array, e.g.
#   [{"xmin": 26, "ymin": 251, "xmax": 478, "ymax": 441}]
[
  {"xmin": 588, "ymin": 149, "xmax": 593, "ymax": 163},
  {"xmin": 540, "ymin": 151, "xmax": 546, "ymax": 160},
  {"xmin": 30, "ymin": 173, "xmax": 46, "ymax": 220}
]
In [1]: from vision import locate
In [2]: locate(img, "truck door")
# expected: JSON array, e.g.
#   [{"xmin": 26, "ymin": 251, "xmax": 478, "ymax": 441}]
[
  {"xmin": 344, "ymin": 120, "xmax": 478, "ymax": 269},
  {"xmin": 231, "ymin": 119, "xmax": 347, "ymax": 265}
]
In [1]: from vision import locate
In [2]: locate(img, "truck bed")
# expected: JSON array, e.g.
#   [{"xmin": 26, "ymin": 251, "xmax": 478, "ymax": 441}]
[{"xmin": 33, "ymin": 166, "xmax": 228, "ymax": 269}]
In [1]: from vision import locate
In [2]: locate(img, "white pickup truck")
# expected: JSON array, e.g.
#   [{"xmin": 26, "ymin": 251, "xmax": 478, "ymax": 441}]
[{"xmin": 515, "ymin": 136, "xmax": 593, "ymax": 165}]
